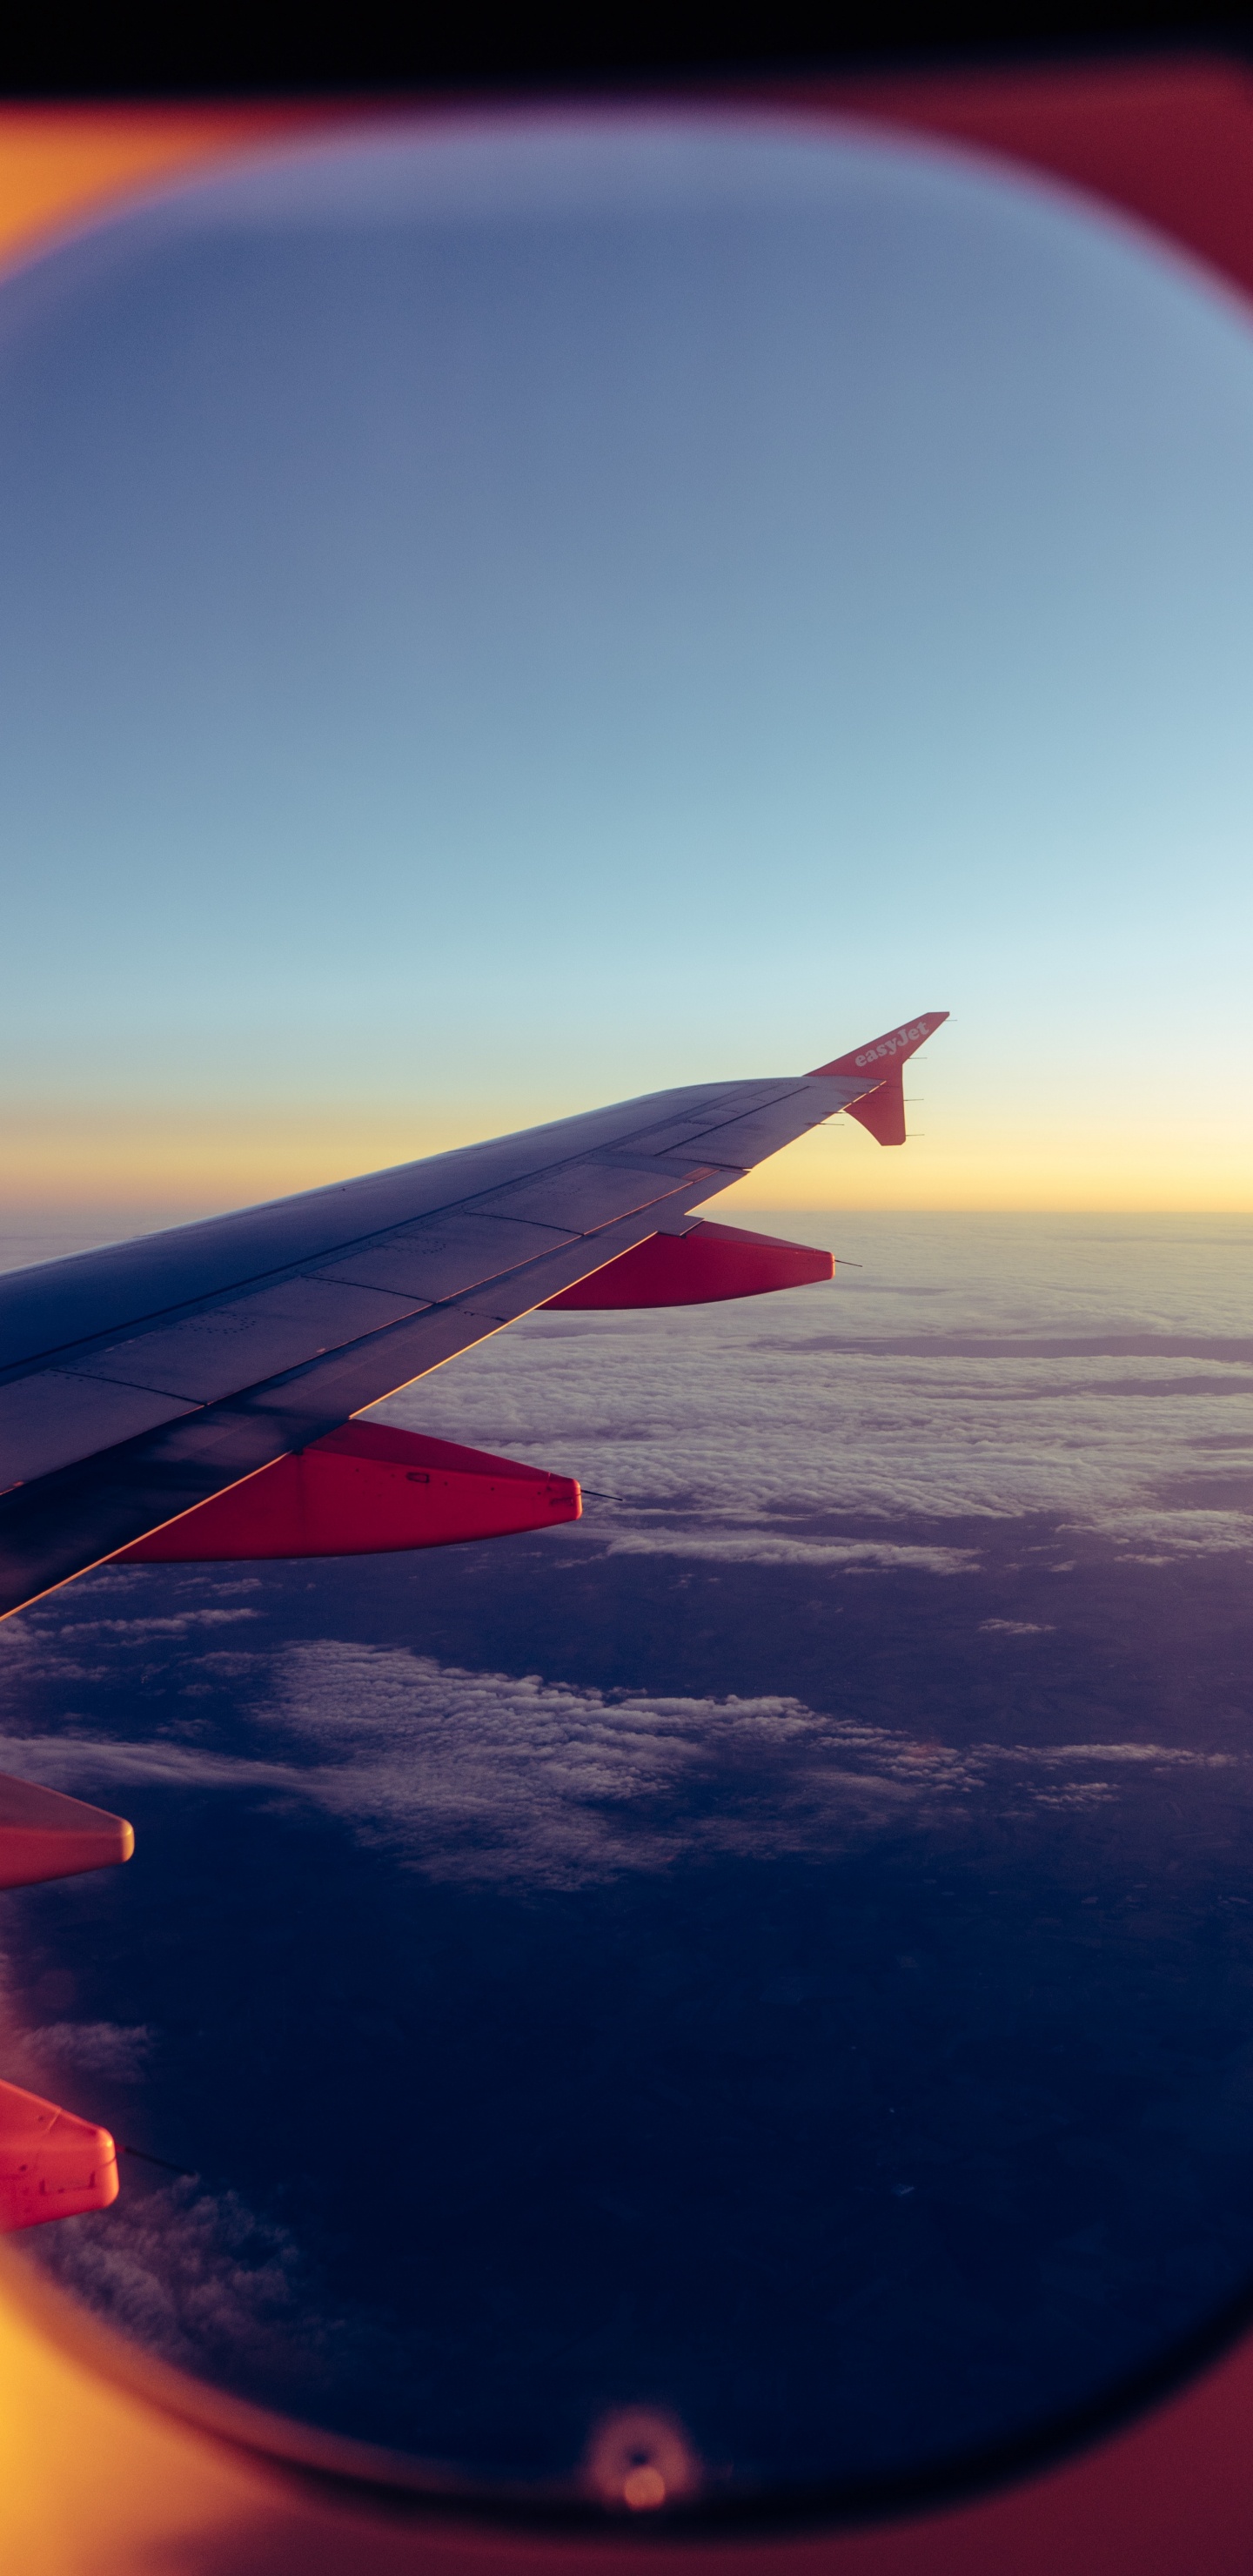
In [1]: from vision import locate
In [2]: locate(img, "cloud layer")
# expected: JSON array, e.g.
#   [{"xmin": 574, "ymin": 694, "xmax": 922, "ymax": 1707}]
[
  {"xmin": 1, "ymin": 1217, "xmax": 1250, "ymax": 2484},
  {"xmin": 34, "ymin": 2175, "xmax": 318, "ymax": 2389},
  {"xmin": 367, "ymin": 1218, "xmax": 1253, "ymax": 1555},
  {"xmin": 1, "ymin": 1633, "xmax": 1234, "ymax": 1897}
]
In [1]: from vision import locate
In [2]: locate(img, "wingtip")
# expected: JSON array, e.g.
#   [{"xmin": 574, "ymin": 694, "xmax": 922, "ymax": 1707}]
[{"xmin": 807, "ymin": 1010, "xmax": 948, "ymax": 1081}]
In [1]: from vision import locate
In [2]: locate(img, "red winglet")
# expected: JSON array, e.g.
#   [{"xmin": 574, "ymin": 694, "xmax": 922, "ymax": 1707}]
[
  {"xmin": 846, "ymin": 1070, "xmax": 908, "ymax": 1146},
  {"xmin": 809, "ymin": 1010, "xmax": 948, "ymax": 1149},
  {"xmin": 809, "ymin": 1010, "xmax": 948, "ymax": 1082},
  {"xmin": 0, "ymin": 2078, "xmax": 119, "ymax": 2231}
]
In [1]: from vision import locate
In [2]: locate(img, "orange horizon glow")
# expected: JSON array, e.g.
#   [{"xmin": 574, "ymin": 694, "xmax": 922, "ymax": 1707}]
[{"xmin": 3, "ymin": 1104, "xmax": 1250, "ymax": 1229}]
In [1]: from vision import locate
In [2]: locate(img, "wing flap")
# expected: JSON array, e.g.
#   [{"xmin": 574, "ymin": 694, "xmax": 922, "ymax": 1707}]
[
  {"xmin": 70, "ymin": 1275, "xmax": 425, "ymax": 1408},
  {"xmin": 652, "ymin": 1095, "xmax": 825, "ymax": 1170},
  {"xmin": 0, "ymin": 1370, "xmax": 199, "ymax": 1492},
  {"xmin": 467, "ymin": 1159, "xmax": 721, "ymax": 1231},
  {"xmin": 312, "ymin": 1211, "xmax": 576, "ymax": 1302}
]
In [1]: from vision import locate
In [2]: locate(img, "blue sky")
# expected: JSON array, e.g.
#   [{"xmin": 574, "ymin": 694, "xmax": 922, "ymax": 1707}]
[{"xmin": 1, "ymin": 111, "xmax": 1251, "ymax": 1212}]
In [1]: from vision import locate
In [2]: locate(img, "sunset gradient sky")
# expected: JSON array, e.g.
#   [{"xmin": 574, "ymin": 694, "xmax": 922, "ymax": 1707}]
[
  {"xmin": 3, "ymin": 103, "xmax": 1253, "ymax": 2548},
  {"xmin": 1, "ymin": 110, "xmax": 1250, "ymax": 1228}
]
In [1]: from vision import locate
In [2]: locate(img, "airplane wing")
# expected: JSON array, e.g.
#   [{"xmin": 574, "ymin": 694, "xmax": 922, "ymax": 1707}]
[
  {"xmin": 0, "ymin": 1010, "xmax": 946, "ymax": 2229},
  {"xmin": 0, "ymin": 1013, "xmax": 947, "ymax": 1625}
]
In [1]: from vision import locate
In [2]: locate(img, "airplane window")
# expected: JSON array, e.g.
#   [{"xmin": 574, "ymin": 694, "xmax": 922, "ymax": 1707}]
[{"xmin": 2, "ymin": 111, "xmax": 1252, "ymax": 2519}]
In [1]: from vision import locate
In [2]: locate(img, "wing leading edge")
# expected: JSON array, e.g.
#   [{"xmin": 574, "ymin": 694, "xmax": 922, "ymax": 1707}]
[{"xmin": 0, "ymin": 1015, "xmax": 947, "ymax": 1620}]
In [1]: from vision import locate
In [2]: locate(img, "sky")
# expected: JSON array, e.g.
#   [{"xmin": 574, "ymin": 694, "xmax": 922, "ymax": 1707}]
[
  {"xmin": 3, "ymin": 109, "xmax": 1252, "ymax": 2521},
  {"xmin": 0, "ymin": 109, "xmax": 1251, "ymax": 1227}
]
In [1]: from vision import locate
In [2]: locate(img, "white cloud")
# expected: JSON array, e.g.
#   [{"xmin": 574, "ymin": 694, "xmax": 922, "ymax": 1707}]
[
  {"xmin": 261, "ymin": 1643, "xmax": 801, "ymax": 1885},
  {"xmin": 604, "ymin": 1531, "xmax": 978, "ymax": 1573},
  {"xmin": 232, "ymin": 1640, "xmax": 1235, "ymax": 1888},
  {"xmin": 1104, "ymin": 1510, "xmax": 1253, "ymax": 1557},
  {"xmin": 21, "ymin": 2021, "xmax": 154, "ymax": 2081},
  {"xmin": 1022, "ymin": 1741, "xmax": 1236, "ymax": 1770},
  {"xmin": 43, "ymin": 1609, "xmax": 262, "ymax": 1639},
  {"xmin": 1028, "ymin": 1783, "xmax": 1118, "ymax": 1810},
  {"xmin": 365, "ymin": 1284, "xmax": 1253, "ymax": 1546},
  {"xmin": 0, "ymin": 1729, "xmax": 291, "ymax": 1794},
  {"xmin": 0, "ymin": 1619, "xmax": 1236, "ymax": 1902},
  {"xmin": 30, "ymin": 2176, "xmax": 319, "ymax": 2387}
]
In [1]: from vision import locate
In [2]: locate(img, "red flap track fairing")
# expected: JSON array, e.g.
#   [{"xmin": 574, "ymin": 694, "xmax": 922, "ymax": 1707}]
[{"xmin": 0, "ymin": 1775, "xmax": 133, "ymax": 2234}]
